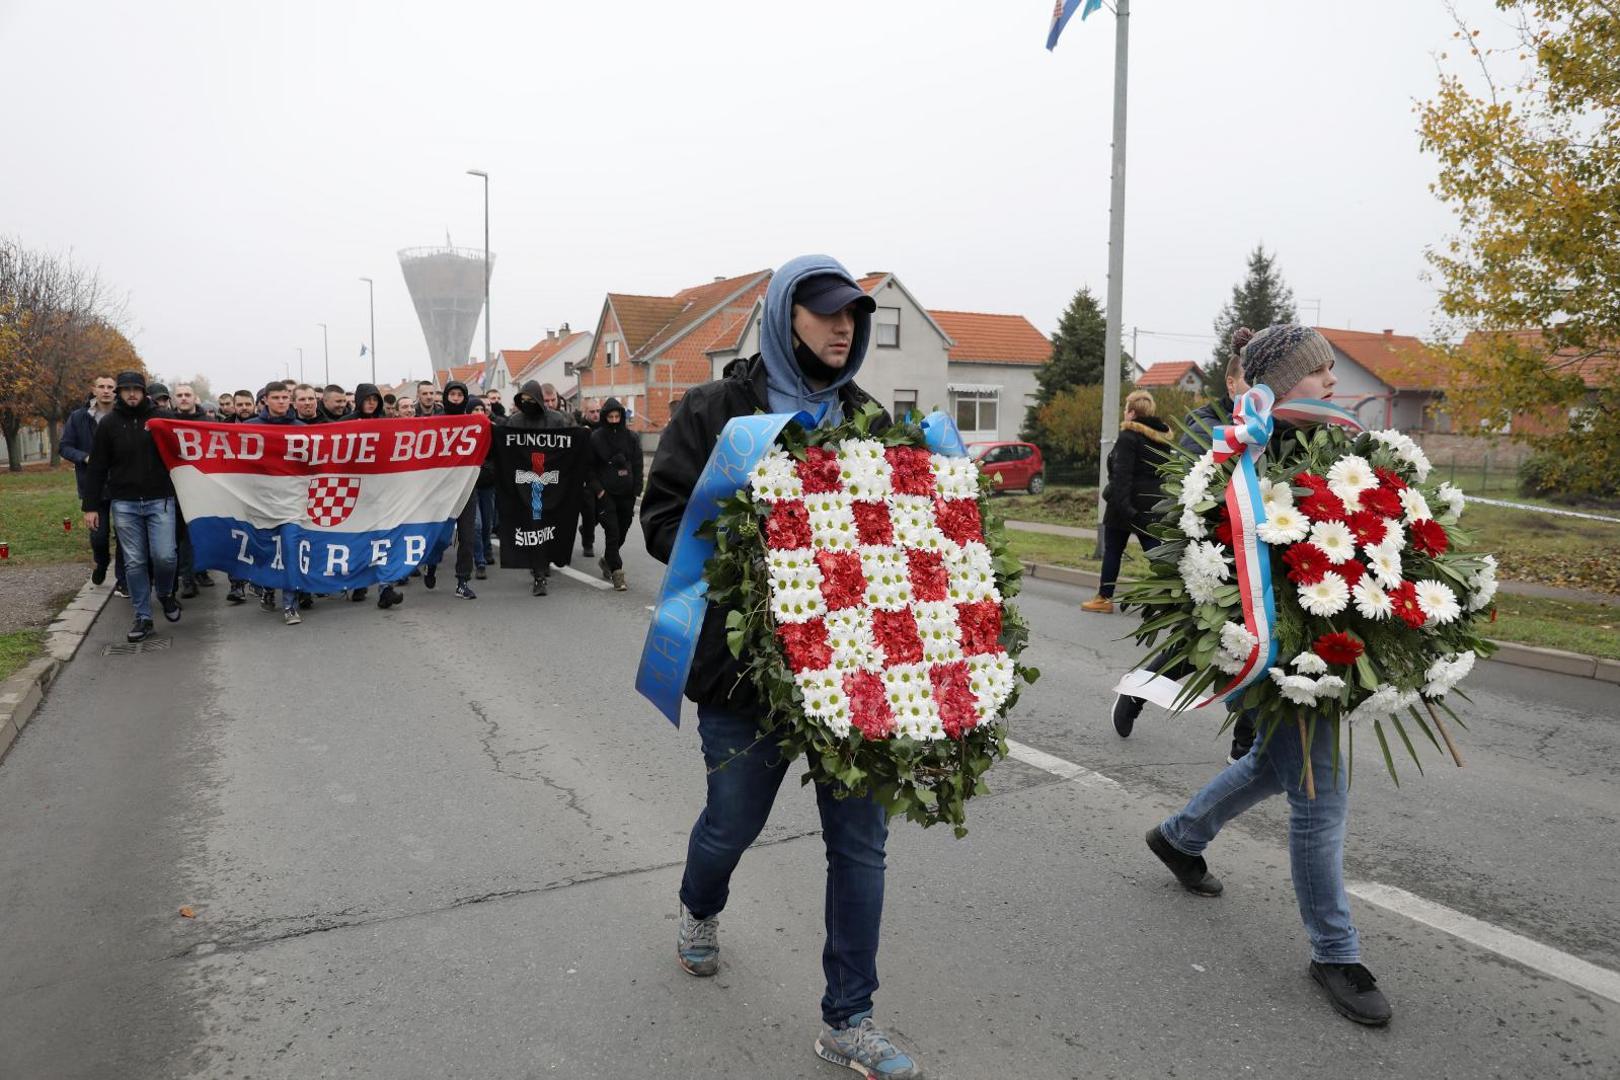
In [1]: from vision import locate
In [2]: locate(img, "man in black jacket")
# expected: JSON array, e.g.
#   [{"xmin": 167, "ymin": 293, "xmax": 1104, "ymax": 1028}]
[
  {"xmin": 502, "ymin": 379, "xmax": 571, "ymax": 596},
  {"xmin": 576, "ymin": 397, "xmax": 602, "ymax": 558},
  {"xmin": 422, "ymin": 379, "xmax": 481, "ymax": 599},
  {"xmin": 60, "ymin": 375, "xmax": 126, "ymax": 594},
  {"xmin": 588, "ymin": 397, "xmax": 641, "ymax": 591},
  {"xmin": 81, "ymin": 371, "xmax": 181, "ymax": 642},
  {"xmin": 640, "ymin": 255, "xmax": 921, "ymax": 1079},
  {"xmin": 169, "ymin": 383, "xmax": 214, "ymax": 595}
]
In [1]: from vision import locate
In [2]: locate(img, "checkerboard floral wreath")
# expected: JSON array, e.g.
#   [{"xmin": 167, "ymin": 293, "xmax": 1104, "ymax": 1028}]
[
  {"xmin": 1118, "ymin": 392, "xmax": 1498, "ymax": 790},
  {"xmin": 698, "ymin": 403, "xmax": 1039, "ymax": 835}
]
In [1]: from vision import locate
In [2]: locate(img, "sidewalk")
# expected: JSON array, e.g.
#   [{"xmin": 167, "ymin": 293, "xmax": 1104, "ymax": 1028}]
[{"xmin": 0, "ymin": 578, "xmax": 111, "ymax": 763}]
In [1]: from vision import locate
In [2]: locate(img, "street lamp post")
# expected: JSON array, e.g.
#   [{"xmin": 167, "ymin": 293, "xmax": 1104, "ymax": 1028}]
[
  {"xmin": 296, "ymin": 347, "xmax": 304, "ymax": 382},
  {"xmin": 317, "ymin": 322, "xmax": 329, "ymax": 385},
  {"xmin": 467, "ymin": 169, "xmax": 490, "ymax": 377},
  {"xmin": 359, "ymin": 277, "xmax": 376, "ymax": 384}
]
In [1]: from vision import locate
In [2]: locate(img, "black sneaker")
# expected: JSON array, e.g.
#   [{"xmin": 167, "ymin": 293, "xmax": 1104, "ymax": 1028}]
[
  {"xmin": 113, "ymin": 582, "xmax": 130, "ymax": 598},
  {"xmin": 350, "ymin": 587, "xmax": 368, "ymax": 602},
  {"xmin": 226, "ymin": 584, "xmax": 246, "ymax": 604},
  {"xmin": 455, "ymin": 580, "xmax": 477, "ymax": 600},
  {"xmin": 581, "ymin": 546, "xmax": 595, "ymax": 559},
  {"xmin": 179, "ymin": 575, "xmax": 199, "ymax": 599},
  {"xmin": 1310, "ymin": 962, "xmax": 1392, "ymax": 1026},
  {"xmin": 531, "ymin": 575, "xmax": 548, "ymax": 597},
  {"xmin": 91, "ymin": 564, "xmax": 108, "ymax": 585},
  {"xmin": 260, "ymin": 589, "xmax": 277, "ymax": 612},
  {"xmin": 474, "ymin": 565, "xmax": 487, "ymax": 579},
  {"xmin": 126, "ymin": 618, "xmax": 154, "ymax": 643},
  {"xmin": 424, "ymin": 565, "xmax": 437, "ymax": 589},
  {"xmin": 196, "ymin": 571, "xmax": 215, "ymax": 587},
  {"xmin": 159, "ymin": 594, "xmax": 182, "ymax": 623},
  {"xmin": 1112, "ymin": 693, "xmax": 1144, "ymax": 738},
  {"xmin": 599, "ymin": 556, "xmax": 612, "ymax": 582},
  {"xmin": 297, "ymin": 592, "xmax": 314, "ymax": 610},
  {"xmin": 1146, "ymin": 826, "xmax": 1223, "ymax": 897},
  {"xmin": 377, "ymin": 585, "xmax": 403, "ymax": 609}
]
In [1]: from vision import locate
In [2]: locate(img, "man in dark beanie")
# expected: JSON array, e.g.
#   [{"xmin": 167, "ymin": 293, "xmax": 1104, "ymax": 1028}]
[
  {"xmin": 641, "ymin": 255, "xmax": 923, "ymax": 1078},
  {"xmin": 81, "ymin": 371, "xmax": 182, "ymax": 642}
]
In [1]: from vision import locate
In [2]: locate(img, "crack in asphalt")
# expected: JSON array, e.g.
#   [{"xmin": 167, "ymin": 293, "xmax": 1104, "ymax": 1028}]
[{"xmin": 467, "ymin": 698, "xmax": 595, "ymax": 826}]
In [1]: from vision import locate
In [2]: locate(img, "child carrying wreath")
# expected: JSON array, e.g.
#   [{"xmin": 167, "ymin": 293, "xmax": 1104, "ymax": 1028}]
[{"xmin": 1117, "ymin": 325, "xmax": 1497, "ymax": 1028}]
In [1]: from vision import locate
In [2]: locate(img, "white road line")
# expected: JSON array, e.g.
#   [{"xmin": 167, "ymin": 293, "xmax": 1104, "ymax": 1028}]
[
  {"xmin": 1005, "ymin": 737, "xmax": 1620, "ymax": 1003},
  {"xmin": 554, "ymin": 565, "xmax": 613, "ymax": 591}
]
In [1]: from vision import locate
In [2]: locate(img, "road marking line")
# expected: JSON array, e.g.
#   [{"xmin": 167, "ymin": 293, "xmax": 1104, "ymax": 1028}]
[
  {"xmin": 1005, "ymin": 737, "xmax": 1620, "ymax": 1003},
  {"xmin": 555, "ymin": 565, "xmax": 613, "ymax": 591}
]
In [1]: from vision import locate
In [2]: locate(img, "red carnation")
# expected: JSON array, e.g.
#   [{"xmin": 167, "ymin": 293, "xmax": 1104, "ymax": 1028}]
[
  {"xmin": 1357, "ymin": 485, "xmax": 1402, "ymax": 519},
  {"xmin": 851, "ymin": 500, "xmax": 894, "ymax": 545},
  {"xmin": 1389, "ymin": 580, "xmax": 1427, "ymax": 629},
  {"xmin": 1313, "ymin": 631, "xmax": 1365, "ymax": 666},
  {"xmin": 843, "ymin": 671, "xmax": 894, "ymax": 740},
  {"xmin": 815, "ymin": 550, "xmax": 867, "ymax": 610},
  {"xmin": 907, "ymin": 548, "xmax": 949, "ymax": 602},
  {"xmin": 956, "ymin": 600, "xmax": 1003, "ymax": 656},
  {"xmin": 1345, "ymin": 509, "xmax": 1389, "ymax": 548},
  {"xmin": 1299, "ymin": 488, "xmax": 1348, "ymax": 523},
  {"xmin": 764, "ymin": 500, "xmax": 812, "ymax": 549},
  {"xmin": 777, "ymin": 619, "xmax": 832, "ymax": 673},
  {"xmin": 934, "ymin": 498, "xmax": 985, "ymax": 546},
  {"xmin": 885, "ymin": 446, "xmax": 936, "ymax": 496},
  {"xmin": 1373, "ymin": 465, "xmax": 1409, "ymax": 492},
  {"xmin": 1295, "ymin": 471, "xmax": 1329, "ymax": 491},
  {"xmin": 1214, "ymin": 505, "xmax": 1234, "ymax": 548},
  {"xmin": 1333, "ymin": 558, "xmax": 1367, "ymax": 588},
  {"xmin": 796, "ymin": 445, "xmax": 844, "ymax": 493},
  {"xmin": 1282, "ymin": 542, "xmax": 1332, "ymax": 585},
  {"xmin": 930, "ymin": 661, "xmax": 980, "ymax": 740},
  {"xmin": 1410, "ymin": 518, "xmax": 1449, "ymax": 557},
  {"xmin": 873, "ymin": 609, "xmax": 924, "ymax": 665}
]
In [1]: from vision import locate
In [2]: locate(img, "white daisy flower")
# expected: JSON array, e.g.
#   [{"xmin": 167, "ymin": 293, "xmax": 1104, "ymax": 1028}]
[
  {"xmin": 838, "ymin": 438, "xmax": 886, "ymax": 463},
  {"xmin": 1414, "ymin": 579, "xmax": 1461, "ymax": 625},
  {"xmin": 1327, "ymin": 454, "xmax": 1376, "ymax": 511},
  {"xmin": 967, "ymin": 654, "xmax": 1017, "ymax": 716},
  {"xmin": 749, "ymin": 450, "xmax": 804, "ymax": 502},
  {"xmin": 1366, "ymin": 544, "xmax": 1403, "ymax": 588},
  {"xmin": 1260, "ymin": 475, "xmax": 1294, "ymax": 508},
  {"xmin": 770, "ymin": 586, "xmax": 826, "ymax": 624},
  {"xmin": 1352, "ymin": 578, "xmax": 1394, "ymax": 620},
  {"xmin": 1399, "ymin": 487, "xmax": 1433, "ymax": 523},
  {"xmin": 1291, "ymin": 651, "xmax": 1328, "ymax": 675},
  {"xmin": 1309, "ymin": 520, "xmax": 1357, "ymax": 564},
  {"xmin": 1435, "ymin": 482, "xmax": 1467, "ymax": 524},
  {"xmin": 1297, "ymin": 574, "xmax": 1351, "ymax": 617},
  {"xmin": 1256, "ymin": 504, "xmax": 1311, "ymax": 545},
  {"xmin": 930, "ymin": 454, "xmax": 981, "ymax": 499}
]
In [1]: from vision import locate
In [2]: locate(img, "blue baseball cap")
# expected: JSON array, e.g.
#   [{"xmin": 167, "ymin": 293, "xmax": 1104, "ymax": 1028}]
[{"xmin": 793, "ymin": 274, "xmax": 877, "ymax": 316}]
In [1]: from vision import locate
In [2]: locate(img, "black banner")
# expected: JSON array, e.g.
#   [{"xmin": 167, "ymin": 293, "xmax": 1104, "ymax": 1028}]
[{"xmin": 495, "ymin": 426, "xmax": 587, "ymax": 569}]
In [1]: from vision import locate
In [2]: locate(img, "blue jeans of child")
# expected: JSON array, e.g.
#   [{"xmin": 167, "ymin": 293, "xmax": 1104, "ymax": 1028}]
[
  {"xmin": 1159, "ymin": 714, "xmax": 1359, "ymax": 964},
  {"xmin": 679, "ymin": 703, "xmax": 889, "ymax": 1026},
  {"xmin": 111, "ymin": 497, "xmax": 177, "ymax": 623}
]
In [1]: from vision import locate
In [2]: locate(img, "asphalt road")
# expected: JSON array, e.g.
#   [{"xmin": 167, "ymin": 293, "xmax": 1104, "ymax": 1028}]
[{"xmin": 1, "ymin": 536, "xmax": 1616, "ymax": 1079}]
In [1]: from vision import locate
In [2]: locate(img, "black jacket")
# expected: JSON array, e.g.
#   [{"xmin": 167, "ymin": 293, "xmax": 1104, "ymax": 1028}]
[
  {"xmin": 641, "ymin": 355, "xmax": 887, "ymax": 709},
  {"xmin": 349, "ymin": 383, "xmax": 386, "ymax": 421},
  {"xmin": 1179, "ymin": 397, "xmax": 1233, "ymax": 456},
  {"xmin": 589, "ymin": 397, "xmax": 643, "ymax": 498},
  {"xmin": 1103, "ymin": 417, "xmax": 1173, "ymax": 530},
  {"xmin": 81, "ymin": 396, "xmax": 174, "ymax": 509},
  {"xmin": 503, "ymin": 379, "xmax": 571, "ymax": 430},
  {"xmin": 60, "ymin": 398, "xmax": 114, "ymax": 502}
]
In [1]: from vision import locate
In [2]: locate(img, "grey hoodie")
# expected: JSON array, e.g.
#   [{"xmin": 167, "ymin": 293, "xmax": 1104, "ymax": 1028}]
[{"xmin": 759, "ymin": 254, "xmax": 871, "ymax": 426}]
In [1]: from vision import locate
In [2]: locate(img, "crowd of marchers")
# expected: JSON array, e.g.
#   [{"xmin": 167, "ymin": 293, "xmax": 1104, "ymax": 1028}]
[{"xmin": 62, "ymin": 371, "xmax": 642, "ymax": 641}]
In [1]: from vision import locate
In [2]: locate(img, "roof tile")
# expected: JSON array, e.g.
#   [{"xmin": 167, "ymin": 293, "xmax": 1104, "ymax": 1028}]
[{"xmin": 927, "ymin": 310, "xmax": 1051, "ymax": 365}]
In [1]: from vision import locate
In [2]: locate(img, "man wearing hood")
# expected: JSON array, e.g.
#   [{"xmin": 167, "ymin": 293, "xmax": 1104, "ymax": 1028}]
[
  {"xmin": 588, "ymin": 398, "xmax": 641, "ymax": 591},
  {"xmin": 81, "ymin": 371, "xmax": 182, "ymax": 642},
  {"xmin": 502, "ymin": 378, "xmax": 571, "ymax": 596},
  {"xmin": 421, "ymin": 379, "xmax": 482, "ymax": 599},
  {"xmin": 640, "ymin": 255, "xmax": 921, "ymax": 1079},
  {"xmin": 349, "ymin": 383, "xmax": 385, "ymax": 421}
]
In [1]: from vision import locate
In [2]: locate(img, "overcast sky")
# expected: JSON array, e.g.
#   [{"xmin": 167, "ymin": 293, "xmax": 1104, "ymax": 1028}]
[{"xmin": 2, "ymin": 1, "xmax": 1500, "ymax": 393}]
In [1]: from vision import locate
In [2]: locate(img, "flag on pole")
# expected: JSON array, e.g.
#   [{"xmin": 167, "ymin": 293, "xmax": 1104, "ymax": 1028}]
[
  {"xmin": 360, "ymin": 343, "xmax": 369, "ymax": 357},
  {"xmin": 1047, "ymin": 0, "xmax": 1104, "ymax": 50}
]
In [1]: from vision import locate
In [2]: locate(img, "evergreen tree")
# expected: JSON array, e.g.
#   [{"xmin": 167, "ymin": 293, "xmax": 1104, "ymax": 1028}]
[
  {"xmin": 1205, "ymin": 246, "xmax": 1297, "ymax": 391},
  {"xmin": 1023, "ymin": 286, "xmax": 1132, "ymax": 469}
]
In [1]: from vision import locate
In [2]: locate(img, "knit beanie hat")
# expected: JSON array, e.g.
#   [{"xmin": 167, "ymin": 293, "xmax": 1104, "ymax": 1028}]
[
  {"xmin": 115, "ymin": 370, "xmax": 146, "ymax": 391},
  {"xmin": 1240, "ymin": 325, "xmax": 1334, "ymax": 399}
]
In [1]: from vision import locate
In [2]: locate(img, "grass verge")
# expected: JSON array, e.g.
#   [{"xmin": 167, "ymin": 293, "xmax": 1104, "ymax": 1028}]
[
  {"xmin": 0, "ymin": 630, "xmax": 45, "ymax": 683},
  {"xmin": 0, "ymin": 466, "xmax": 88, "ymax": 565}
]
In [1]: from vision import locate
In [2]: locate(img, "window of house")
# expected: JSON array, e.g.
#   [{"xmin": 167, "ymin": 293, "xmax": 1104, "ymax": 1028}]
[
  {"xmin": 875, "ymin": 306, "xmax": 900, "ymax": 348},
  {"xmin": 893, "ymin": 388, "xmax": 917, "ymax": 422},
  {"xmin": 953, "ymin": 391, "xmax": 998, "ymax": 434},
  {"xmin": 606, "ymin": 340, "xmax": 620, "ymax": 367}
]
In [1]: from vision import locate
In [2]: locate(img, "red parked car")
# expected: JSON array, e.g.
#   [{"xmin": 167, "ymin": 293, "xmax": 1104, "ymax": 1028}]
[{"xmin": 968, "ymin": 441, "xmax": 1046, "ymax": 494}]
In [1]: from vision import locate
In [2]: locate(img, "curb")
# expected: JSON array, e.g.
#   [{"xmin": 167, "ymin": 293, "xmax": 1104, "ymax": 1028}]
[
  {"xmin": 1021, "ymin": 560, "xmax": 1616, "ymax": 685},
  {"xmin": 0, "ymin": 577, "xmax": 111, "ymax": 764}
]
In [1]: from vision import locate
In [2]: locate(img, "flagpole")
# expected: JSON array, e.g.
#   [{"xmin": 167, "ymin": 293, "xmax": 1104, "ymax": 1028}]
[{"xmin": 1097, "ymin": 0, "xmax": 1130, "ymax": 527}]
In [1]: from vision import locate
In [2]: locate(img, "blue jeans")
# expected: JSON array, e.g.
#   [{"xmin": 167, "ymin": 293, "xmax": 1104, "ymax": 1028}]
[
  {"xmin": 680, "ymin": 703, "xmax": 889, "ymax": 1025},
  {"xmin": 111, "ymin": 498, "xmax": 178, "ymax": 622},
  {"xmin": 1159, "ymin": 714, "xmax": 1359, "ymax": 964},
  {"xmin": 474, "ymin": 488, "xmax": 496, "ymax": 566}
]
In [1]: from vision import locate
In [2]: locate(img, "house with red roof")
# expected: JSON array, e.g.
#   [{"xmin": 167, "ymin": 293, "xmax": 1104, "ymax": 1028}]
[
  {"xmin": 1135, "ymin": 360, "xmax": 1203, "ymax": 393},
  {"xmin": 506, "ymin": 325, "xmax": 594, "ymax": 402},
  {"xmin": 1314, "ymin": 327, "xmax": 1446, "ymax": 430},
  {"xmin": 1456, "ymin": 329, "xmax": 1617, "ymax": 435}
]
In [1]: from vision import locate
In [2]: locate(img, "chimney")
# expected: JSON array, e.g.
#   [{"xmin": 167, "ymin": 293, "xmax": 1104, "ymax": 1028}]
[
  {"xmin": 561, "ymin": 322, "xmax": 569, "ymax": 334},
  {"xmin": 714, "ymin": 275, "xmax": 726, "ymax": 282},
  {"xmin": 1383, "ymin": 329, "xmax": 1394, "ymax": 338}
]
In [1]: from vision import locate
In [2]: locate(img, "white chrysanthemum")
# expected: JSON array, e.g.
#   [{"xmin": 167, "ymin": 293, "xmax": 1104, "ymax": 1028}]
[
  {"xmin": 1184, "ymin": 541, "xmax": 1232, "ymax": 583},
  {"xmin": 1186, "ymin": 575, "xmax": 1223, "ymax": 605},
  {"xmin": 840, "ymin": 456, "xmax": 892, "ymax": 501},
  {"xmin": 1213, "ymin": 651, "xmax": 1248, "ymax": 674},
  {"xmin": 943, "ymin": 542, "xmax": 999, "ymax": 603},
  {"xmin": 806, "ymin": 493, "xmax": 857, "ymax": 551},
  {"xmin": 1269, "ymin": 667, "xmax": 1321, "ymax": 706},
  {"xmin": 1327, "ymin": 454, "xmax": 1376, "ymax": 512},
  {"xmin": 1414, "ymin": 579, "xmax": 1461, "ymax": 625},
  {"xmin": 967, "ymin": 654, "xmax": 1017, "ymax": 716},
  {"xmin": 859, "ymin": 547, "xmax": 913, "ymax": 611},
  {"xmin": 913, "ymin": 601, "xmax": 962, "ymax": 662},
  {"xmin": 766, "ymin": 550, "xmax": 823, "ymax": 593},
  {"xmin": 1367, "ymin": 544, "xmax": 1403, "ymax": 588},
  {"xmin": 1257, "ymin": 504, "xmax": 1311, "ymax": 545},
  {"xmin": 1291, "ymin": 651, "xmax": 1328, "ymax": 675},
  {"xmin": 824, "ymin": 610, "xmax": 880, "ymax": 671},
  {"xmin": 1178, "ymin": 507, "xmax": 1209, "ymax": 538},
  {"xmin": 1220, "ymin": 622, "xmax": 1260, "ymax": 660},
  {"xmin": 1435, "ymin": 482, "xmax": 1467, "ymax": 524},
  {"xmin": 1399, "ymin": 487, "xmax": 1433, "ymax": 523},
  {"xmin": 770, "ymin": 586, "xmax": 826, "ymax": 624},
  {"xmin": 1467, "ymin": 555, "xmax": 1499, "ymax": 611},
  {"xmin": 881, "ymin": 664, "xmax": 944, "ymax": 740},
  {"xmin": 838, "ymin": 438, "xmax": 885, "ymax": 463},
  {"xmin": 1370, "ymin": 430, "xmax": 1432, "ymax": 481},
  {"xmin": 1297, "ymin": 574, "xmax": 1351, "ymax": 616},
  {"xmin": 749, "ymin": 451, "xmax": 803, "ymax": 502},
  {"xmin": 1423, "ymin": 651, "xmax": 1477, "ymax": 698},
  {"xmin": 1315, "ymin": 675, "xmax": 1346, "ymax": 699},
  {"xmin": 796, "ymin": 672, "xmax": 851, "ymax": 736},
  {"xmin": 1309, "ymin": 520, "xmax": 1357, "ymax": 564},
  {"xmin": 931, "ymin": 454, "xmax": 981, "ymax": 499},
  {"xmin": 1352, "ymin": 578, "xmax": 1394, "ymax": 620},
  {"xmin": 1348, "ymin": 684, "xmax": 1402, "ymax": 724}
]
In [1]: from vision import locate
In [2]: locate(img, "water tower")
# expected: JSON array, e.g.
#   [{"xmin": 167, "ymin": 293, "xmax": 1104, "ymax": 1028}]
[{"xmin": 397, "ymin": 244, "xmax": 495, "ymax": 375}]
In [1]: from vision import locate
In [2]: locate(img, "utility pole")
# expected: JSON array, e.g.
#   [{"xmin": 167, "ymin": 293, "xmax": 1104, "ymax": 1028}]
[
  {"xmin": 1097, "ymin": 0, "xmax": 1131, "ymax": 525},
  {"xmin": 318, "ymin": 323, "xmax": 329, "ymax": 384},
  {"xmin": 360, "ymin": 277, "xmax": 376, "ymax": 384},
  {"xmin": 296, "ymin": 347, "xmax": 304, "ymax": 382},
  {"xmin": 467, "ymin": 169, "xmax": 490, "ymax": 384}
]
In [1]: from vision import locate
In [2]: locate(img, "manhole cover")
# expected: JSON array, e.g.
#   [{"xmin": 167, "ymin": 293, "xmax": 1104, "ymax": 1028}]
[{"xmin": 103, "ymin": 637, "xmax": 173, "ymax": 656}]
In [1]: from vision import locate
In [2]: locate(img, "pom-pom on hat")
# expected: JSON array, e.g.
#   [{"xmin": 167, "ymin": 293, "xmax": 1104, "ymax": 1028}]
[{"xmin": 1240, "ymin": 325, "xmax": 1334, "ymax": 399}]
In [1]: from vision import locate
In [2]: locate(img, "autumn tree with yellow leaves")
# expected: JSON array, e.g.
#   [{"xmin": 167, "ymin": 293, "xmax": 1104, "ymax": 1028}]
[{"xmin": 1419, "ymin": 1, "xmax": 1619, "ymax": 499}]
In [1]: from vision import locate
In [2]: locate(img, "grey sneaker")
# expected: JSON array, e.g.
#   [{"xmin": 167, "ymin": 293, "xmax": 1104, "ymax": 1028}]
[
  {"xmin": 676, "ymin": 904, "xmax": 718, "ymax": 977},
  {"xmin": 815, "ymin": 1014, "xmax": 923, "ymax": 1078},
  {"xmin": 283, "ymin": 608, "xmax": 302, "ymax": 626}
]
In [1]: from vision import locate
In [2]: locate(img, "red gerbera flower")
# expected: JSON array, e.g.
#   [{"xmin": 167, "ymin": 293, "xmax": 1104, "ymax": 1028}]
[
  {"xmin": 885, "ymin": 446, "xmax": 936, "ymax": 496},
  {"xmin": 763, "ymin": 500, "xmax": 812, "ymax": 549},
  {"xmin": 1214, "ymin": 504, "xmax": 1234, "ymax": 548},
  {"xmin": 873, "ymin": 609, "xmax": 924, "ymax": 665},
  {"xmin": 955, "ymin": 600, "xmax": 1003, "ymax": 655},
  {"xmin": 777, "ymin": 619, "xmax": 833, "ymax": 673},
  {"xmin": 906, "ymin": 548, "xmax": 949, "ymax": 602},
  {"xmin": 1345, "ymin": 509, "xmax": 1389, "ymax": 548},
  {"xmin": 1357, "ymin": 485, "xmax": 1402, "ymax": 519},
  {"xmin": 1373, "ymin": 465, "xmax": 1409, "ymax": 492},
  {"xmin": 1389, "ymin": 580, "xmax": 1426, "ymax": 629},
  {"xmin": 1295, "ymin": 471, "xmax": 1329, "ymax": 491},
  {"xmin": 1410, "ymin": 518, "xmax": 1449, "ymax": 557},
  {"xmin": 930, "ymin": 660, "xmax": 980, "ymax": 739},
  {"xmin": 1282, "ymin": 542, "xmax": 1331, "ymax": 585},
  {"xmin": 934, "ymin": 498, "xmax": 984, "ymax": 546},
  {"xmin": 815, "ymin": 550, "xmax": 867, "ymax": 610},
  {"xmin": 1313, "ymin": 631, "xmax": 1365, "ymax": 666},
  {"xmin": 1333, "ymin": 559, "xmax": 1367, "ymax": 588},
  {"xmin": 851, "ymin": 500, "xmax": 894, "ymax": 545},
  {"xmin": 843, "ymin": 670, "xmax": 894, "ymax": 740},
  {"xmin": 1299, "ymin": 488, "xmax": 1348, "ymax": 523},
  {"xmin": 796, "ymin": 445, "xmax": 844, "ymax": 493}
]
